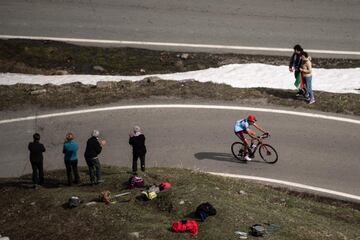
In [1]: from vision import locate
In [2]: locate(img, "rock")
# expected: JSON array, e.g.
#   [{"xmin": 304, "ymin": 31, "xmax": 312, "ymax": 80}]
[
  {"xmin": 96, "ymin": 81, "xmax": 115, "ymax": 88},
  {"xmin": 140, "ymin": 69, "xmax": 146, "ymax": 73},
  {"xmin": 239, "ymin": 190, "xmax": 247, "ymax": 195},
  {"xmin": 30, "ymin": 202, "xmax": 36, "ymax": 206},
  {"xmin": 143, "ymin": 76, "xmax": 162, "ymax": 83},
  {"xmin": 93, "ymin": 65, "xmax": 106, "ymax": 72},
  {"xmin": 0, "ymin": 236, "xmax": 10, "ymax": 240},
  {"xmin": 128, "ymin": 232, "xmax": 140, "ymax": 239},
  {"xmin": 197, "ymin": 64, "xmax": 207, "ymax": 70},
  {"xmin": 54, "ymin": 70, "xmax": 68, "ymax": 75},
  {"xmin": 180, "ymin": 53, "xmax": 190, "ymax": 59},
  {"xmin": 174, "ymin": 60, "xmax": 184, "ymax": 71},
  {"xmin": 30, "ymin": 89, "xmax": 47, "ymax": 95},
  {"xmin": 179, "ymin": 200, "xmax": 185, "ymax": 205}
]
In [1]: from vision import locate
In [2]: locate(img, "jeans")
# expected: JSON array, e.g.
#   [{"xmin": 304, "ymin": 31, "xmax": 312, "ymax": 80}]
[
  {"xmin": 132, "ymin": 153, "xmax": 145, "ymax": 173},
  {"xmin": 304, "ymin": 76, "xmax": 314, "ymax": 100},
  {"xmin": 64, "ymin": 159, "xmax": 80, "ymax": 185},
  {"xmin": 30, "ymin": 160, "xmax": 44, "ymax": 185},
  {"xmin": 86, "ymin": 158, "xmax": 101, "ymax": 184}
]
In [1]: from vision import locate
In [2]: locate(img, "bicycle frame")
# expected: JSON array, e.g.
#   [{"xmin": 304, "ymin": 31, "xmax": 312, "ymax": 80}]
[{"xmin": 247, "ymin": 134, "xmax": 269, "ymax": 157}]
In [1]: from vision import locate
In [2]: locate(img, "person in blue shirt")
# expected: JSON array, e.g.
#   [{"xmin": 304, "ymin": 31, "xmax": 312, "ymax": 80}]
[
  {"xmin": 63, "ymin": 132, "xmax": 80, "ymax": 186},
  {"xmin": 234, "ymin": 115, "xmax": 268, "ymax": 161}
]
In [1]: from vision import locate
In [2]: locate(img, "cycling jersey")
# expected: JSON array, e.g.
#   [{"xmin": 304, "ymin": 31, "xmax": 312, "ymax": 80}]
[{"xmin": 234, "ymin": 119, "xmax": 249, "ymax": 133}]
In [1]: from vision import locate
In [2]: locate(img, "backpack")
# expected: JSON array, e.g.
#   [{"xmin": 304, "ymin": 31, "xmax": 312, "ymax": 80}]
[
  {"xmin": 172, "ymin": 220, "xmax": 198, "ymax": 236},
  {"xmin": 159, "ymin": 182, "xmax": 172, "ymax": 191},
  {"xmin": 195, "ymin": 202, "xmax": 216, "ymax": 221},
  {"xmin": 100, "ymin": 190, "xmax": 112, "ymax": 204},
  {"xmin": 68, "ymin": 196, "xmax": 80, "ymax": 208},
  {"xmin": 141, "ymin": 190, "xmax": 157, "ymax": 200},
  {"xmin": 250, "ymin": 224, "xmax": 266, "ymax": 237},
  {"xmin": 128, "ymin": 175, "xmax": 144, "ymax": 188}
]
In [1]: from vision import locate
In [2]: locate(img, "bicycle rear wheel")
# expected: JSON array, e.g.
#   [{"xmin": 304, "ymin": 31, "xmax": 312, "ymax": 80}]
[
  {"xmin": 231, "ymin": 142, "xmax": 245, "ymax": 161},
  {"xmin": 259, "ymin": 144, "xmax": 278, "ymax": 164}
]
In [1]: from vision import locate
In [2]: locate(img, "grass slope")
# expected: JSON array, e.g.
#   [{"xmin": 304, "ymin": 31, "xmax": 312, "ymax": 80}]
[{"xmin": 1, "ymin": 166, "xmax": 359, "ymax": 240}]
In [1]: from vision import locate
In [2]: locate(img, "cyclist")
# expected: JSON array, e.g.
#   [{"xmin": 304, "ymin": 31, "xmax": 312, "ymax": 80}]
[{"xmin": 234, "ymin": 115, "xmax": 269, "ymax": 161}]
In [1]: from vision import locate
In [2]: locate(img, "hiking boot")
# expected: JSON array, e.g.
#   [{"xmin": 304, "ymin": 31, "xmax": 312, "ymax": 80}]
[
  {"xmin": 309, "ymin": 99, "xmax": 316, "ymax": 104},
  {"xmin": 244, "ymin": 155, "xmax": 252, "ymax": 161}
]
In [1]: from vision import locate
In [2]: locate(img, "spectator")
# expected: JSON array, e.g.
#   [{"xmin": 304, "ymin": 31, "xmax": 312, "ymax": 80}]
[
  {"xmin": 84, "ymin": 130, "xmax": 106, "ymax": 185},
  {"xmin": 28, "ymin": 133, "xmax": 46, "ymax": 188},
  {"xmin": 129, "ymin": 125, "xmax": 147, "ymax": 174},
  {"xmin": 300, "ymin": 51, "xmax": 315, "ymax": 104},
  {"xmin": 289, "ymin": 44, "xmax": 306, "ymax": 96},
  {"xmin": 63, "ymin": 132, "xmax": 80, "ymax": 186}
]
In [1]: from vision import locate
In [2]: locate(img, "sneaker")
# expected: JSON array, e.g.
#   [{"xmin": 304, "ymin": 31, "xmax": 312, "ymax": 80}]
[
  {"xmin": 244, "ymin": 155, "xmax": 252, "ymax": 161},
  {"xmin": 309, "ymin": 99, "xmax": 316, "ymax": 104}
]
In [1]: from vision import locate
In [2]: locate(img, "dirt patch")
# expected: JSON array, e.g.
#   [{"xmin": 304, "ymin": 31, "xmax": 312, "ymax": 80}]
[{"xmin": 1, "ymin": 80, "xmax": 360, "ymax": 116}]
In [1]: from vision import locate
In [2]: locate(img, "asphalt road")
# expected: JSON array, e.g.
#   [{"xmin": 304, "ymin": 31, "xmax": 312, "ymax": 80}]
[
  {"xmin": 1, "ymin": 104, "xmax": 359, "ymax": 199},
  {"xmin": 0, "ymin": 0, "xmax": 359, "ymax": 57}
]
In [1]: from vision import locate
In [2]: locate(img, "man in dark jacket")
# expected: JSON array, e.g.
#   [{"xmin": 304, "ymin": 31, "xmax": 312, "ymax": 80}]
[
  {"xmin": 129, "ymin": 125, "xmax": 147, "ymax": 174},
  {"xmin": 84, "ymin": 130, "xmax": 106, "ymax": 185},
  {"xmin": 289, "ymin": 44, "xmax": 306, "ymax": 96},
  {"xmin": 28, "ymin": 133, "xmax": 46, "ymax": 187}
]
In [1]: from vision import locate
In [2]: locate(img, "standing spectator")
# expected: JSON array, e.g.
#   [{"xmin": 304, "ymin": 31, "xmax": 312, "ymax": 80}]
[
  {"xmin": 289, "ymin": 44, "xmax": 306, "ymax": 96},
  {"xmin": 84, "ymin": 130, "xmax": 106, "ymax": 185},
  {"xmin": 28, "ymin": 133, "xmax": 46, "ymax": 187},
  {"xmin": 129, "ymin": 125, "xmax": 147, "ymax": 174},
  {"xmin": 300, "ymin": 51, "xmax": 315, "ymax": 104},
  {"xmin": 63, "ymin": 132, "xmax": 80, "ymax": 186}
]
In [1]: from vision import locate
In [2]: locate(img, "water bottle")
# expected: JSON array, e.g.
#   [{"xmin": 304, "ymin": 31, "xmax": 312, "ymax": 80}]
[{"xmin": 251, "ymin": 143, "xmax": 257, "ymax": 151}]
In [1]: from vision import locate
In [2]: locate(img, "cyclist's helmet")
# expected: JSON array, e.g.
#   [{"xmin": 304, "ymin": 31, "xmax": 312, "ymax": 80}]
[{"xmin": 247, "ymin": 115, "xmax": 257, "ymax": 123}]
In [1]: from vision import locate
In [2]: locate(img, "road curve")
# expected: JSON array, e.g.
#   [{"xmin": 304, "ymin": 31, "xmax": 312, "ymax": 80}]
[
  {"xmin": 1, "ymin": 104, "xmax": 359, "ymax": 201},
  {"xmin": 0, "ymin": 0, "xmax": 359, "ymax": 57}
]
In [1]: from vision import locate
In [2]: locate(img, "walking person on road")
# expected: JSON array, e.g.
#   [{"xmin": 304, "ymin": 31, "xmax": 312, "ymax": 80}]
[
  {"xmin": 63, "ymin": 132, "xmax": 80, "ymax": 186},
  {"xmin": 300, "ymin": 51, "xmax": 315, "ymax": 104},
  {"xmin": 289, "ymin": 44, "xmax": 306, "ymax": 96},
  {"xmin": 84, "ymin": 130, "xmax": 106, "ymax": 185},
  {"xmin": 129, "ymin": 125, "xmax": 147, "ymax": 174},
  {"xmin": 28, "ymin": 133, "xmax": 46, "ymax": 188}
]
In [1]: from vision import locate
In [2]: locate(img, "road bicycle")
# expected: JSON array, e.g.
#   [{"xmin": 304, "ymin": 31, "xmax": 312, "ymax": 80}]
[{"xmin": 231, "ymin": 133, "xmax": 278, "ymax": 164}]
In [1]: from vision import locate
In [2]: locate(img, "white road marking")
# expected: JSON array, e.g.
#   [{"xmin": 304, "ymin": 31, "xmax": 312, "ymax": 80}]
[
  {"xmin": 1, "ymin": 104, "xmax": 359, "ymax": 201},
  {"xmin": 208, "ymin": 172, "xmax": 360, "ymax": 202},
  {"xmin": 1, "ymin": 104, "xmax": 360, "ymax": 125},
  {"xmin": 1, "ymin": 35, "xmax": 360, "ymax": 56}
]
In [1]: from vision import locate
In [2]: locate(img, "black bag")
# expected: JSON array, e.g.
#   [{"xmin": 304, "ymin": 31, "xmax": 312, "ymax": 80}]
[
  {"xmin": 68, "ymin": 196, "xmax": 80, "ymax": 208},
  {"xmin": 250, "ymin": 224, "xmax": 266, "ymax": 237},
  {"xmin": 195, "ymin": 202, "xmax": 216, "ymax": 221}
]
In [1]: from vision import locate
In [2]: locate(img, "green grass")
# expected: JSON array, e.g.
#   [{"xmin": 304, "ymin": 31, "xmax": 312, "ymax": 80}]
[{"xmin": 1, "ymin": 166, "xmax": 359, "ymax": 240}]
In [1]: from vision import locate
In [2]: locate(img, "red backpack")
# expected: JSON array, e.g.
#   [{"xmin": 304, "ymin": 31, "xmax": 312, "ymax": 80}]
[
  {"xmin": 159, "ymin": 182, "xmax": 172, "ymax": 190},
  {"xmin": 172, "ymin": 220, "xmax": 198, "ymax": 236}
]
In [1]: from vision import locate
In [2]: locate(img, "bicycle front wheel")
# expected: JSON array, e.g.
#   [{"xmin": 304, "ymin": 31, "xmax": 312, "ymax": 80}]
[
  {"xmin": 231, "ymin": 142, "xmax": 245, "ymax": 161},
  {"xmin": 259, "ymin": 144, "xmax": 278, "ymax": 164}
]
